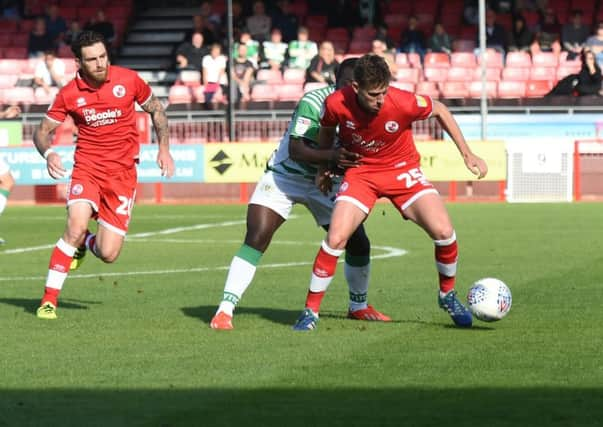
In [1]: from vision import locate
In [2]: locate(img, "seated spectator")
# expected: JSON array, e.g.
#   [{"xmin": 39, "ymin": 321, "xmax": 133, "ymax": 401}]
[
  {"xmin": 271, "ymin": 0, "xmax": 299, "ymax": 43},
  {"xmin": 233, "ymin": 30, "xmax": 260, "ymax": 68},
  {"xmin": 246, "ymin": 0, "xmax": 272, "ymax": 42},
  {"xmin": 260, "ymin": 28, "xmax": 288, "ymax": 70},
  {"xmin": 507, "ymin": 15, "xmax": 533, "ymax": 52},
  {"xmin": 175, "ymin": 32, "xmax": 209, "ymax": 71},
  {"xmin": 199, "ymin": 0, "xmax": 222, "ymax": 43},
  {"xmin": 226, "ymin": 0, "xmax": 247, "ymax": 40},
  {"xmin": 585, "ymin": 22, "xmax": 603, "ymax": 68},
  {"xmin": 202, "ymin": 43, "xmax": 227, "ymax": 104},
  {"xmin": 84, "ymin": 10, "xmax": 115, "ymax": 47},
  {"xmin": 28, "ymin": 17, "xmax": 55, "ymax": 58},
  {"xmin": 371, "ymin": 39, "xmax": 397, "ymax": 78},
  {"xmin": 231, "ymin": 44, "xmax": 256, "ymax": 102},
  {"xmin": 562, "ymin": 10, "xmax": 591, "ymax": 60},
  {"xmin": 287, "ymin": 26, "xmax": 318, "ymax": 70},
  {"xmin": 305, "ymin": 41, "xmax": 338, "ymax": 85},
  {"xmin": 375, "ymin": 24, "xmax": 396, "ymax": 52},
  {"xmin": 64, "ymin": 20, "xmax": 82, "ymax": 46},
  {"xmin": 186, "ymin": 15, "xmax": 217, "ymax": 46},
  {"xmin": 531, "ymin": 7, "xmax": 561, "ymax": 56},
  {"xmin": 33, "ymin": 49, "xmax": 66, "ymax": 94},
  {"xmin": 546, "ymin": 49, "xmax": 602, "ymax": 96},
  {"xmin": 429, "ymin": 23, "xmax": 453, "ymax": 55},
  {"xmin": 45, "ymin": 4, "xmax": 68, "ymax": 46},
  {"xmin": 399, "ymin": 16, "xmax": 426, "ymax": 60},
  {"xmin": 479, "ymin": 9, "xmax": 507, "ymax": 54}
]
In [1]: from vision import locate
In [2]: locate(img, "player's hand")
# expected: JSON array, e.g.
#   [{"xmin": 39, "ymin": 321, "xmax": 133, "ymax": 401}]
[
  {"xmin": 157, "ymin": 149, "xmax": 175, "ymax": 178},
  {"xmin": 316, "ymin": 169, "xmax": 333, "ymax": 195},
  {"xmin": 46, "ymin": 152, "xmax": 67, "ymax": 179},
  {"xmin": 464, "ymin": 153, "xmax": 488, "ymax": 179},
  {"xmin": 332, "ymin": 147, "xmax": 362, "ymax": 168}
]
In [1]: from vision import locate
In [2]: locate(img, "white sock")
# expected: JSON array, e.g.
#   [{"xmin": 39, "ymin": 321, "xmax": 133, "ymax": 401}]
[
  {"xmin": 345, "ymin": 262, "xmax": 371, "ymax": 311},
  {"xmin": 217, "ymin": 255, "xmax": 258, "ymax": 316}
]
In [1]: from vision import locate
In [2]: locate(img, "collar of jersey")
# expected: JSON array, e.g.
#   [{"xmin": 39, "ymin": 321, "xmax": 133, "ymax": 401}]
[{"xmin": 76, "ymin": 65, "xmax": 112, "ymax": 91}]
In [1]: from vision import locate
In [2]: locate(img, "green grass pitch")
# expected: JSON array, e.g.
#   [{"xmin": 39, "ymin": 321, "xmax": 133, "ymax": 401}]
[{"xmin": 0, "ymin": 202, "xmax": 602, "ymax": 426}]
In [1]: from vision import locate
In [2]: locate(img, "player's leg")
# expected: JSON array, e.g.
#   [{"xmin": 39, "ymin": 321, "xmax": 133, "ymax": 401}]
[
  {"xmin": 37, "ymin": 201, "xmax": 94, "ymax": 319},
  {"xmin": 0, "ymin": 167, "xmax": 15, "ymax": 245},
  {"xmin": 402, "ymin": 191, "xmax": 472, "ymax": 327}
]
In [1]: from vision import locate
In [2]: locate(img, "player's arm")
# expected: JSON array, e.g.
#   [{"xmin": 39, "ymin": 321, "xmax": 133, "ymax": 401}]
[
  {"xmin": 431, "ymin": 100, "xmax": 488, "ymax": 179},
  {"xmin": 33, "ymin": 117, "xmax": 65, "ymax": 179},
  {"xmin": 289, "ymin": 135, "xmax": 360, "ymax": 167},
  {"xmin": 141, "ymin": 94, "xmax": 174, "ymax": 178}
]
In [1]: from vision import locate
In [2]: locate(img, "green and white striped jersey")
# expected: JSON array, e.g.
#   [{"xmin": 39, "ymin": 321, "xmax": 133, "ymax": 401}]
[{"xmin": 267, "ymin": 85, "xmax": 334, "ymax": 180}]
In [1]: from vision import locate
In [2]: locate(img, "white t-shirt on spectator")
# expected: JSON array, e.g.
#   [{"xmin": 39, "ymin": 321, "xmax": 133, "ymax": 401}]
[
  {"xmin": 34, "ymin": 58, "xmax": 66, "ymax": 87},
  {"xmin": 202, "ymin": 54, "xmax": 227, "ymax": 85}
]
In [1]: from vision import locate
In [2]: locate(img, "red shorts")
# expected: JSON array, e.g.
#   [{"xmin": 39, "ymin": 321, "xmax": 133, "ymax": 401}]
[
  {"xmin": 336, "ymin": 162, "xmax": 438, "ymax": 216},
  {"xmin": 67, "ymin": 167, "xmax": 137, "ymax": 235}
]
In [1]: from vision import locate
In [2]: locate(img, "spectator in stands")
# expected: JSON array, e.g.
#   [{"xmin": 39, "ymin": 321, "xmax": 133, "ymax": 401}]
[
  {"xmin": 201, "ymin": 43, "xmax": 227, "ymax": 104},
  {"xmin": 507, "ymin": 15, "xmax": 533, "ymax": 52},
  {"xmin": 399, "ymin": 16, "xmax": 427, "ymax": 60},
  {"xmin": 227, "ymin": 0, "xmax": 247, "ymax": 40},
  {"xmin": 234, "ymin": 29, "xmax": 260, "ymax": 68},
  {"xmin": 199, "ymin": 0, "xmax": 222, "ymax": 43},
  {"xmin": 33, "ymin": 49, "xmax": 66, "ymax": 94},
  {"xmin": 479, "ymin": 9, "xmax": 508, "ymax": 54},
  {"xmin": 358, "ymin": 0, "xmax": 381, "ymax": 27},
  {"xmin": 575, "ymin": 49, "xmax": 602, "ymax": 96},
  {"xmin": 463, "ymin": 0, "xmax": 479, "ymax": 25},
  {"xmin": 64, "ymin": 20, "xmax": 83, "ymax": 47},
  {"xmin": 270, "ymin": 0, "xmax": 299, "ymax": 43},
  {"xmin": 246, "ymin": 0, "xmax": 272, "ymax": 42},
  {"xmin": 488, "ymin": 0, "xmax": 514, "ymax": 14},
  {"xmin": 562, "ymin": 10, "xmax": 591, "ymax": 60},
  {"xmin": 186, "ymin": 15, "xmax": 217, "ymax": 46},
  {"xmin": 371, "ymin": 39, "xmax": 397, "ymax": 77},
  {"xmin": 84, "ymin": 10, "xmax": 115, "ymax": 48},
  {"xmin": 28, "ymin": 17, "xmax": 55, "ymax": 58},
  {"xmin": 231, "ymin": 44, "xmax": 256, "ymax": 102},
  {"xmin": 44, "ymin": 4, "xmax": 68, "ymax": 46},
  {"xmin": 287, "ymin": 26, "xmax": 318, "ymax": 70},
  {"xmin": 305, "ymin": 41, "xmax": 338, "ymax": 85},
  {"xmin": 530, "ymin": 7, "xmax": 561, "ymax": 56},
  {"xmin": 375, "ymin": 24, "xmax": 395, "ymax": 52},
  {"xmin": 429, "ymin": 22, "xmax": 453, "ymax": 55},
  {"xmin": 175, "ymin": 31, "xmax": 209, "ymax": 71},
  {"xmin": 260, "ymin": 27, "xmax": 288, "ymax": 70},
  {"xmin": 585, "ymin": 22, "xmax": 603, "ymax": 68}
]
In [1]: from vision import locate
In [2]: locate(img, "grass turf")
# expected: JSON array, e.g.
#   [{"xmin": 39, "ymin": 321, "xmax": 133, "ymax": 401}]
[{"xmin": 0, "ymin": 202, "xmax": 602, "ymax": 426}]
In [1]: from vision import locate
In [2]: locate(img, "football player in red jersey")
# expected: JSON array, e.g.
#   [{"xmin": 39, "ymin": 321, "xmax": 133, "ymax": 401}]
[
  {"xmin": 293, "ymin": 54, "xmax": 488, "ymax": 330},
  {"xmin": 33, "ymin": 31, "xmax": 175, "ymax": 319}
]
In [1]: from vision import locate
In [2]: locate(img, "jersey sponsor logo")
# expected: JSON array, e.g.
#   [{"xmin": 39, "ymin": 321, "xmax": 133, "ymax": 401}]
[
  {"xmin": 83, "ymin": 107, "xmax": 123, "ymax": 127},
  {"xmin": 71, "ymin": 183, "xmax": 84, "ymax": 196},
  {"xmin": 345, "ymin": 120, "xmax": 356, "ymax": 129},
  {"xmin": 76, "ymin": 97, "xmax": 86, "ymax": 107},
  {"xmin": 415, "ymin": 95, "xmax": 427, "ymax": 107},
  {"xmin": 113, "ymin": 84, "xmax": 126, "ymax": 98},
  {"xmin": 385, "ymin": 121, "xmax": 399, "ymax": 133},
  {"xmin": 350, "ymin": 133, "xmax": 386, "ymax": 152},
  {"xmin": 294, "ymin": 117, "xmax": 311, "ymax": 134}
]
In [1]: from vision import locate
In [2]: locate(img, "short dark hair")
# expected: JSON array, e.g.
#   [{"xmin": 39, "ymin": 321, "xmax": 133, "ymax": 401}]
[
  {"xmin": 71, "ymin": 30, "xmax": 107, "ymax": 60},
  {"xmin": 335, "ymin": 57, "xmax": 358, "ymax": 89},
  {"xmin": 353, "ymin": 54, "xmax": 391, "ymax": 89}
]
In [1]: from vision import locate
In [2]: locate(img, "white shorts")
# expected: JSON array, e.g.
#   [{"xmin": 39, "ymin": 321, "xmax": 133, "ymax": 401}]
[
  {"xmin": 0, "ymin": 157, "xmax": 9, "ymax": 176},
  {"xmin": 249, "ymin": 170, "xmax": 337, "ymax": 226}
]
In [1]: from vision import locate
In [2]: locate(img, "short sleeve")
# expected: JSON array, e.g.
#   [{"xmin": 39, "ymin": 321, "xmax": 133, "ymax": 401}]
[
  {"xmin": 134, "ymin": 71, "xmax": 152, "ymax": 106},
  {"xmin": 290, "ymin": 99, "xmax": 321, "ymax": 141},
  {"xmin": 411, "ymin": 93, "xmax": 433, "ymax": 121},
  {"xmin": 45, "ymin": 90, "xmax": 67, "ymax": 123},
  {"xmin": 319, "ymin": 94, "xmax": 338, "ymax": 128}
]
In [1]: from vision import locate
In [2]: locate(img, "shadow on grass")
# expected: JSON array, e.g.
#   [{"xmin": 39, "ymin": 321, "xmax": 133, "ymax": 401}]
[
  {"xmin": 0, "ymin": 387, "xmax": 601, "ymax": 427},
  {"xmin": 0, "ymin": 298, "xmax": 98, "ymax": 316}
]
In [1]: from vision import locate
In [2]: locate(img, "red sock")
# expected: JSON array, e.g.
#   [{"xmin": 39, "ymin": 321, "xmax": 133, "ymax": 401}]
[
  {"xmin": 41, "ymin": 288, "xmax": 60, "ymax": 306},
  {"xmin": 305, "ymin": 291, "xmax": 325, "ymax": 313},
  {"xmin": 42, "ymin": 240, "xmax": 75, "ymax": 306},
  {"xmin": 305, "ymin": 244, "xmax": 341, "ymax": 313},
  {"xmin": 435, "ymin": 238, "xmax": 458, "ymax": 294}
]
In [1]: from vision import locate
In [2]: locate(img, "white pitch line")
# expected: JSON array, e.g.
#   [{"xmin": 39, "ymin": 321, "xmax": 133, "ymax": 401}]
[{"xmin": 0, "ymin": 245, "xmax": 407, "ymax": 282}]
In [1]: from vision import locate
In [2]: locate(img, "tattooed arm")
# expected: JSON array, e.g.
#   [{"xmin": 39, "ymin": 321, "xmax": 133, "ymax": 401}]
[
  {"xmin": 33, "ymin": 117, "xmax": 66, "ymax": 179},
  {"xmin": 141, "ymin": 94, "xmax": 174, "ymax": 178}
]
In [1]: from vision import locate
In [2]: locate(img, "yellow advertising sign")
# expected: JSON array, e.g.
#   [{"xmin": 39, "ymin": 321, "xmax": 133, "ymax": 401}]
[
  {"xmin": 204, "ymin": 142, "xmax": 278, "ymax": 183},
  {"xmin": 417, "ymin": 141, "xmax": 506, "ymax": 181}
]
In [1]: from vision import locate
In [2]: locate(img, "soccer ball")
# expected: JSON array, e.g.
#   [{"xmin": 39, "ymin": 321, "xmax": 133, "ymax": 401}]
[{"xmin": 467, "ymin": 278, "xmax": 512, "ymax": 322}]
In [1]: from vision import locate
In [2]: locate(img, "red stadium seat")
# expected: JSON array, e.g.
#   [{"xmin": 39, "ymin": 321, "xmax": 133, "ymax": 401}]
[
  {"xmin": 440, "ymin": 81, "xmax": 469, "ymax": 98},
  {"xmin": 424, "ymin": 52, "xmax": 450, "ymax": 68},
  {"xmin": 525, "ymin": 80, "xmax": 553, "ymax": 97},
  {"xmin": 532, "ymin": 52, "xmax": 558, "ymax": 68},
  {"xmin": 256, "ymin": 69, "xmax": 283, "ymax": 84},
  {"xmin": 325, "ymin": 27, "xmax": 349, "ymax": 43},
  {"xmin": 416, "ymin": 81, "xmax": 440, "ymax": 98},
  {"xmin": 390, "ymin": 81, "xmax": 415, "ymax": 92},
  {"xmin": 167, "ymin": 85, "xmax": 192, "ymax": 104},
  {"xmin": 352, "ymin": 26, "xmax": 377, "ymax": 41},
  {"xmin": 394, "ymin": 53, "xmax": 409, "ymax": 67},
  {"xmin": 450, "ymin": 52, "xmax": 477, "ymax": 68},
  {"xmin": 191, "ymin": 86, "xmax": 205, "ymax": 103},
  {"xmin": 505, "ymin": 51, "xmax": 532, "ymax": 68},
  {"xmin": 250, "ymin": 83, "xmax": 278, "ymax": 102},
  {"xmin": 348, "ymin": 40, "xmax": 371, "ymax": 54},
  {"xmin": 473, "ymin": 66, "xmax": 502, "ymax": 81},
  {"xmin": 2, "ymin": 86, "xmax": 35, "ymax": 105},
  {"xmin": 424, "ymin": 67, "xmax": 449, "ymax": 82},
  {"xmin": 18, "ymin": 19, "xmax": 35, "ymax": 33},
  {"xmin": 277, "ymin": 83, "xmax": 304, "ymax": 101},
  {"xmin": 283, "ymin": 68, "xmax": 305, "ymax": 84},
  {"xmin": 497, "ymin": 81, "xmax": 526, "ymax": 98},
  {"xmin": 530, "ymin": 66, "xmax": 557, "ymax": 82},
  {"xmin": 477, "ymin": 49, "xmax": 504, "ymax": 68},
  {"xmin": 179, "ymin": 70, "xmax": 201, "ymax": 87},
  {"xmin": 3, "ymin": 47, "xmax": 27, "ymax": 59},
  {"xmin": 468, "ymin": 81, "xmax": 497, "ymax": 98},
  {"xmin": 452, "ymin": 39, "xmax": 476, "ymax": 52},
  {"xmin": 0, "ymin": 74, "xmax": 18, "ymax": 89},
  {"xmin": 0, "ymin": 19, "xmax": 17, "ymax": 33},
  {"xmin": 447, "ymin": 66, "xmax": 473, "ymax": 81},
  {"xmin": 0, "ymin": 59, "xmax": 25, "ymax": 74},
  {"xmin": 34, "ymin": 87, "xmax": 59, "ymax": 105},
  {"xmin": 303, "ymin": 82, "xmax": 328, "ymax": 92},
  {"xmin": 386, "ymin": 2, "xmax": 412, "ymax": 14},
  {"xmin": 556, "ymin": 65, "xmax": 580, "ymax": 80},
  {"xmin": 502, "ymin": 67, "xmax": 531, "ymax": 81},
  {"xmin": 395, "ymin": 67, "xmax": 420, "ymax": 83},
  {"xmin": 408, "ymin": 53, "xmax": 422, "ymax": 68}
]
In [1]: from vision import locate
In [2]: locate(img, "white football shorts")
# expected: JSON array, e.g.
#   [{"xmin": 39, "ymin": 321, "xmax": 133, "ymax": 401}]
[{"xmin": 249, "ymin": 170, "xmax": 338, "ymax": 226}]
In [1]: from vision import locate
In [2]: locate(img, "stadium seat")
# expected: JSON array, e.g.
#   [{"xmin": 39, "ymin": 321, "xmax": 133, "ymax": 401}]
[
  {"xmin": 439, "ymin": 81, "xmax": 469, "ymax": 98},
  {"xmin": 532, "ymin": 52, "xmax": 559, "ymax": 68},
  {"xmin": 10, "ymin": 33, "xmax": 28, "ymax": 48},
  {"xmin": 505, "ymin": 51, "xmax": 532, "ymax": 68},
  {"xmin": 394, "ymin": 53, "xmax": 409, "ymax": 67},
  {"xmin": 0, "ymin": 19, "xmax": 17, "ymax": 33},
  {"xmin": 468, "ymin": 81, "xmax": 497, "ymax": 98},
  {"xmin": 0, "ymin": 74, "xmax": 18, "ymax": 89},
  {"xmin": 256, "ymin": 69, "xmax": 283, "ymax": 84},
  {"xmin": 18, "ymin": 19, "xmax": 35, "ymax": 33},
  {"xmin": 250, "ymin": 83, "xmax": 278, "ymax": 102},
  {"xmin": 530, "ymin": 66, "xmax": 557, "ymax": 82},
  {"xmin": 348, "ymin": 40, "xmax": 372, "ymax": 54},
  {"xmin": 276, "ymin": 83, "xmax": 304, "ymax": 101},
  {"xmin": 452, "ymin": 39, "xmax": 476, "ymax": 52},
  {"xmin": 58, "ymin": 44, "xmax": 74, "ymax": 58},
  {"xmin": 283, "ymin": 67, "xmax": 305, "ymax": 84},
  {"xmin": 383, "ymin": 14, "xmax": 407, "ymax": 31},
  {"xmin": 497, "ymin": 81, "xmax": 526, "ymax": 98},
  {"xmin": 289, "ymin": 1, "xmax": 308, "ymax": 19},
  {"xmin": 2, "ymin": 86, "xmax": 35, "ymax": 105},
  {"xmin": 34, "ymin": 87, "xmax": 59, "ymax": 105},
  {"xmin": 352, "ymin": 26, "xmax": 377, "ymax": 41},
  {"xmin": 303, "ymin": 82, "xmax": 328, "ymax": 92},
  {"xmin": 502, "ymin": 67, "xmax": 531, "ymax": 81},
  {"xmin": 525, "ymin": 80, "xmax": 553, "ymax": 97},
  {"xmin": 77, "ymin": 7, "xmax": 97, "ymax": 22},
  {"xmin": 325, "ymin": 27, "xmax": 349, "ymax": 44},
  {"xmin": 416, "ymin": 81, "xmax": 440, "ymax": 98},
  {"xmin": 556, "ymin": 65, "xmax": 579, "ymax": 80},
  {"xmin": 423, "ymin": 67, "xmax": 449, "ymax": 82},
  {"xmin": 408, "ymin": 53, "xmax": 422, "ymax": 68},
  {"xmin": 3, "ymin": 47, "xmax": 27, "ymax": 59},
  {"xmin": 390, "ymin": 81, "xmax": 414, "ymax": 92},
  {"xmin": 0, "ymin": 59, "xmax": 24, "ymax": 74},
  {"xmin": 477, "ymin": 49, "xmax": 504, "ymax": 68},
  {"xmin": 167, "ymin": 85, "xmax": 192, "ymax": 104},
  {"xmin": 447, "ymin": 66, "xmax": 473, "ymax": 82},
  {"xmin": 424, "ymin": 52, "xmax": 450, "ymax": 68},
  {"xmin": 179, "ymin": 70, "xmax": 201, "ymax": 87},
  {"xmin": 472, "ymin": 66, "xmax": 501, "ymax": 81},
  {"xmin": 191, "ymin": 86, "xmax": 205, "ymax": 103},
  {"xmin": 386, "ymin": 2, "xmax": 412, "ymax": 14},
  {"xmin": 450, "ymin": 52, "xmax": 477, "ymax": 68},
  {"xmin": 395, "ymin": 67, "xmax": 420, "ymax": 83}
]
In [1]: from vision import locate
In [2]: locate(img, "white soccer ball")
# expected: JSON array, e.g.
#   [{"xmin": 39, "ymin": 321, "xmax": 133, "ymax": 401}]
[{"xmin": 467, "ymin": 278, "xmax": 512, "ymax": 322}]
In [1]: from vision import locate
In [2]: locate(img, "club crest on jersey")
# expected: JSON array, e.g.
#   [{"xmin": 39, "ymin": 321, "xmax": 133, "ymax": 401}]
[
  {"xmin": 71, "ymin": 183, "xmax": 84, "ymax": 196},
  {"xmin": 340, "ymin": 181, "xmax": 349, "ymax": 192},
  {"xmin": 76, "ymin": 97, "xmax": 86, "ymax": 107},
  {"xmin": 415, "ymin": 95, "xmax": 427, "ymax": 107},
  {"xmin": 294, "ymin": 117, "xmax": 311, "ymax": 134},
  {"xmin": 113, "ymin": 84, "xmax": 126, "ymax": 98},
  {"xmin": 385, "ymin": 121, "xmax": 399, "ymax": 133}
]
